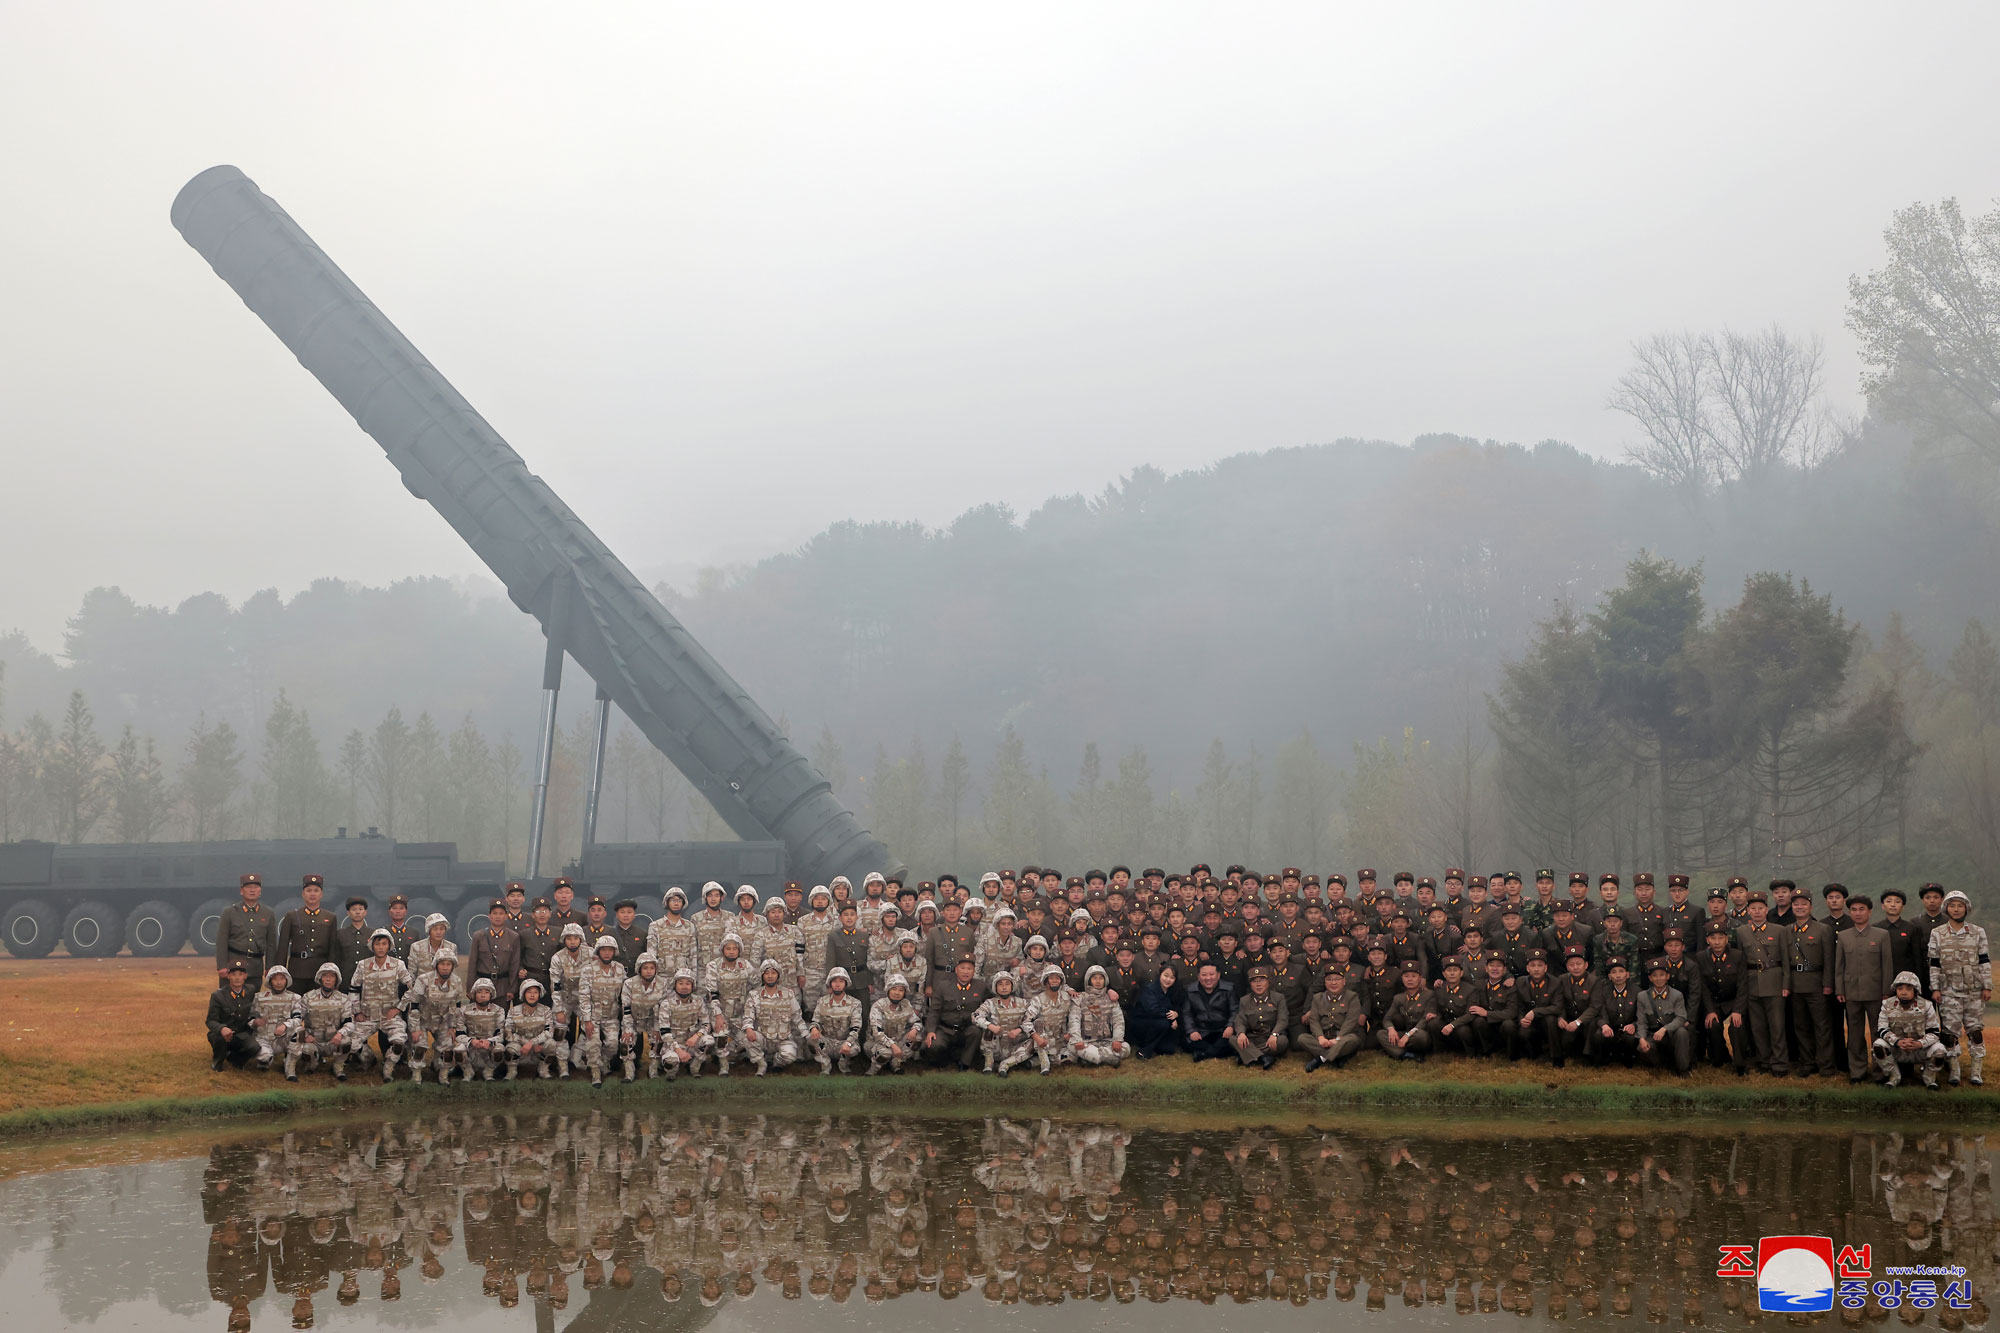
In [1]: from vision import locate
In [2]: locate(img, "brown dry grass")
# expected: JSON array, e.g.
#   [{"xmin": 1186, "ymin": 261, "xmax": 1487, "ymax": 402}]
[{"xmin": 0, "ymin": 956, "xmax": 226, "ymax": 1112}]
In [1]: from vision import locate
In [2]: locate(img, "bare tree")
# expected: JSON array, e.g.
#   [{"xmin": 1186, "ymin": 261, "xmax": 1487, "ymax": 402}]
[
  {"xmin": 1609, "ymin": 332, "xmax": 1715, "ymax": 498},
  {"xmin": 1707, "ymin": 326, "xmax": 1828, "ymax": 484}
]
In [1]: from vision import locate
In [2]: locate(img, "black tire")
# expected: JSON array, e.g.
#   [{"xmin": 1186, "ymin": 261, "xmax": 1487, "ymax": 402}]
[
  {"xmin": 125, "ymin": 900, "xmax": 188, "ymax": 957},
  {"xmin": 61, "ymin": 900, "xmax": 125, "ymax": 958},
  {"xmin": 190, "ymin": 897, "xmax": 235, "ymax": 955},
  {"xmin": 457, "ymin": 902, "xmax": 495, "ymax": 950},
  {"xmin": 2, "ymin": 899, "xmax": 60, "ymax": 959}
]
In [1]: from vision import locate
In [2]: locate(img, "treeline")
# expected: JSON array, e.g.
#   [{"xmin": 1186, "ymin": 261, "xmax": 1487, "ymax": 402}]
[{"xmin": 9, "ymin": 550, "xmax": 1994, "ymax": 890}]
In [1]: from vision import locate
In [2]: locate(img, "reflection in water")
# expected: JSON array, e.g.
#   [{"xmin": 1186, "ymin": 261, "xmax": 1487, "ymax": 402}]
[{"xmin": 13, "ymin": 1112, "xmax": 2000, "ymax": 1328}]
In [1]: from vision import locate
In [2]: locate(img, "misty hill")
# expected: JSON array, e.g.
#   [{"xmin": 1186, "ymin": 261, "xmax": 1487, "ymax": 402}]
[{"xmin": 2, "ymin": 425, "xmax": 1990, "ymax": 796}]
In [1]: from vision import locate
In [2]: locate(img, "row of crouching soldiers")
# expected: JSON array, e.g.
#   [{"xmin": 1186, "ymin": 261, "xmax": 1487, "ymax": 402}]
[{"xmin": 205, "ymin": 907, "xmax": 1132, "ymax": 1085}]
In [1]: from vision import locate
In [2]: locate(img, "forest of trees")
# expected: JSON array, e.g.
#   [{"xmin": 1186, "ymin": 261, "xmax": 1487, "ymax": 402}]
[{"xmin": 1, "ymin": 195, "xmax": 1997, "ymax": 886}]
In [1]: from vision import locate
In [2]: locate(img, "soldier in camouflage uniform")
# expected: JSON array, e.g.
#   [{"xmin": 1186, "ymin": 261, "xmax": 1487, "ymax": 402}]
[
  {"xmin": 690, "ymin": 882, "xmax": 733, "ymax": 984},
  {"xmin": 1927, "ymin": 889, "xmax": 1992, "ymax": 1086},
  {"xmin": 752, "ymin": 897, "xmax": 805, "ymax": 1002},
  {"xmin": 973, "ymin": 969, "xmax": 1035, "ymax": 1075},
  {"xmin": 976, "ymin": 906, "xmax": 1022, "ymax": 982},
  {"xmin": 743, "ymin": 960, "xmax": 806, "ymax": 1075},
  {"xmin": 1877, "ymin": 971, "xmax": 1946, "ymax": 1089},
  {"xmin": 401, "ymin": 948, "xmax": 466, "ymax": 1083},
  {"xmin": 657, "ymin": 968, "xmax": 717, "ymax": 1078},
  {"xmin": 456, "ymin": 977, "xmax": 509, "ymax": 1080},
  {"xmin": 807, "ymin": 967, "xmax": 864, "ymax": 1074},
  {"xmin": 407, "ymin": 913, "xmax": 454, "ymax": 981},
  {"xmin": 646, "ymin": 888, "xmax": 701, "ymax": 982},
  {"xmin": 797, "ymin": 886, "xmax": 838, "ymax": 1012},
  {"xmin": 574, "ymin": 936, "xmax": 629, "ymax": 1087},
  {"xmin": 1025, "ymin": 964, "xmax": 1075, "ymax": 1074},
  {"xmin": 248, "ymin": 965, "xmax": 303, "ymax": 1074},
  {"xmin": 1069, "ymin": 965, "xmax": 1128, "ymax": 1066},
  {"xmin": 865, "ymin": 974, "xmax": 923, "ymax": 1074},
  {"xmin": 548, "ymin": 923, "xmax": 590, "ymax": 1076},
  {"xmin": 707, "ymin": 933, "xmax": 757, "ymax": 1074},
  {"xmin": 344, "ymin": 927, "xmax": 411, "ymax": 1082},
  {"xmin": 292, "ymin": 962, "xmax": 355, "ymax": 1081},
  {"xmin": 866, "ymin": 905, "xmax": 905, "ymax": 993},
  {"xmin": 620, "ymin": 952, "xmax": 672, "ymax": 1081},
  {"xmin": 503, "ymin": 978, "xmax": 559, "ymax": 1079}
]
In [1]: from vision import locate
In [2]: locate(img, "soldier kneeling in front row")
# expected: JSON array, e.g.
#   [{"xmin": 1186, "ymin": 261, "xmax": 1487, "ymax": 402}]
[{"xmin": 1876, "ymin": 971, "xmax": 1946, "ymax": 1090}]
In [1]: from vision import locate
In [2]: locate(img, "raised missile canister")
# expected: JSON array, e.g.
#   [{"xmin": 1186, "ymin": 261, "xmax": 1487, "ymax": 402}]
[{"xmin": 172, "ymin": 165, "xmax": 899, "ymax": 887}]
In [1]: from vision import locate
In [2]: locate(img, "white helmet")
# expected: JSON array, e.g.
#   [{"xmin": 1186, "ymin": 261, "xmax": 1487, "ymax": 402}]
[
  {"xmin": 664, "ymin": 887, "xmax": 687, "ymax": 906},
  {"xmin": 594, "ymin": 935, "xmax": 618, "ymax": 952},
  {"xmin": 561, "ymin": 923, "xmax": 586, "ymax": 940},
  {"xmin": 736, "ymin": 884, "xmax": 760, "ymax": 903},
  {"xmin": 636, "ymin": 951, "xmax": 660, "ymax": 971},
  {"xmin": 1893, "ymin": 970, "xmax": 1923, "ymax": 990},
  {"xmin": 426, "ymin": 912, "xmax": 451, "ymax": 929},
  {"xmin": 826, "ymin": 967, "xmax": 851, "ymax": 984},
  {"xmin": 471, "ymin": 977, "xmax": 496, "ymax": 996},
  {"xmin": 1944, "ymin": 889, "xmax": 1970, "ymax": 909},
  {"xmin": 316, "ymin": 962, "xmax": 343, "ymax": 982},
  {"xmin": 264, "ymin": 964, "xmax": 292, "ymax": 983}
]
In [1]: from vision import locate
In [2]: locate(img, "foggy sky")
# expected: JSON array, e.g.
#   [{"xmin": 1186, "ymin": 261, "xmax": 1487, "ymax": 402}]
[{"xmin": 4, "ymin": 3, "xmax": 1998, "ymax": 653}]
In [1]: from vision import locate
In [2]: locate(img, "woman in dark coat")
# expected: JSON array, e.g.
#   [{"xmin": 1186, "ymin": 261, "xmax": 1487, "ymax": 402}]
[{"xmin": 1130, "ymin": 964, "xmax": 1187, "ymax": 1057}]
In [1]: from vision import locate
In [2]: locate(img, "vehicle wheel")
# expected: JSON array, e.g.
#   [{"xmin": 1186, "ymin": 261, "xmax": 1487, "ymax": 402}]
[
  {"xmin": 2, "ymin": 899, "xmax": 60, "ymax": 958},
  {"xmin": 61, "ymin": 901, "xmax": 125, "ymax": 958},
  {"xmin": 125, "ymin": 900, "xmax": 188, "ymax": 957},
  {"xmin": 190, "ymin": 897, "xmax": 235, "ymax": 955},
  {"xmin": 457, "ymin": 902, "xmax": 496, "ymax": 950}
]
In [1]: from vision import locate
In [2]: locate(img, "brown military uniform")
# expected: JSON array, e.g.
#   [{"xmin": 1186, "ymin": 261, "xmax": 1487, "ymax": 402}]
[
  {"xmin": 215, "ymin": 900, "xmax": 278, "ymax": 983},
  {"xmin": 1734, "ymin": 920, "xmax": 1789, "ymax": 1074},
  {"xmin": 276, "ymin": 906, "xmax": 335, "ymax": 983}
]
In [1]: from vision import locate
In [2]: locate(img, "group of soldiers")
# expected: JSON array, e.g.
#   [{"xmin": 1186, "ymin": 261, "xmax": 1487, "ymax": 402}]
[
  {"xmin": 205, "ymin": 863, "xmax": 1991, "ymax": 1090},
  {"xmin": 196, "ymin": 1110, "xmax": 1995, "ymax": 1328}
]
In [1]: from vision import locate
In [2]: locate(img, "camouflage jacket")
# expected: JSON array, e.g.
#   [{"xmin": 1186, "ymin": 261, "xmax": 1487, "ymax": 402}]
[
  {"xmin": 349, "ymin": 956, "xmax": 410, "ymax": 1021},
  {"xmin": 405, "ymin": 973, "xmax": 466, "ymax": 1030},
  {"xmin": 1928, "ymin": 923, "xmax": 1992, "ymax": 992},
  {"xmin": 621, "ymin": 975, "xmax": 673, "ymax": 1038},
  {"xmin": 251, "ymin": 990, "xmax": 303, "ymax": 1038},
  {"xmin": 504, "ymin": 1001, "xmax": 556, "ymax": 1045},
  {"xmin": 575, "ymin": 962, "xmax": 629, "ymax": 1026},
  {"xmin": 300, "ymin": 988, "xmax": 355, "ymax": 1040},
  {"xmin": 810, "ymin": 992, "xmax": 864, "ymax": 1044}
]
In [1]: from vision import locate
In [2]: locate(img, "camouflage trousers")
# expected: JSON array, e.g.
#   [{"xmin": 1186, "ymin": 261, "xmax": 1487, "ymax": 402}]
[
  {"xmin": 407, "ymin": 1024, "xmax": 460, "ymax": 1075},
  {"xmin": 505, "ymin": 1035, "xmax": 559, "ymax": 1077},
  {"xmin": 572, "ymin": 1020, "xmax": 619, "ymax": 1076},
  {"xmin": 1073, "ymin": 1038, "xmax": 1128, "ymax": 1066},
  {"xmin": 455, "ymin": 1035, "xmax": 508, "ymax": 1079},
  {"xmin": 252, "ymin": 1024, "xmax": 297, "ymax": 1069},
  {"xmin": 1939, "ymin": 986, "xmax": 1987, "ymax": 1044},
  {"xmin": 737, "ymin": 1030, "xmax": 800, "ymax": 1072},
  {"xmin": 981, "ymin": 1032, "xmax": 1035, "ymax": 1072},
  {"xmin": 660, "ymin": 1031, "xmax": 716, "ymax": 1076},
  {"xmin": 336, "ymin": 1016, "xmax": 407, "ymax": 1071}
]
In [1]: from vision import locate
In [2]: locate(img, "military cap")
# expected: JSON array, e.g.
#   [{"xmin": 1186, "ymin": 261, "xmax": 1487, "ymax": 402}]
[
  {"xmin": 531, "ymin": 897, "xmax": 552, "ymax": 910},
  {"xmin": 1401, "ymin": 962, "xmax": 1425, "ymax": 977},
  {"xmin": 1281, "ymin": 866, "xmax": 1302, "ymax": 879},
  {"xmin": 1114, "ymin": 941, "xmax": 1136, "ymax": 956},
  {"xmin": 386, "ymin": 893, "xmax": 408, "ymax": 907},
  {"xmin": 587, "ymin": 894, "xmax": 607, "ymax": 908},
  {"xmin": 1328, "ymin": 872, "xmax": 1347, "ymax": 886},
  {"xmin": 1443, "ymin": 867, "xmax": 1465, "ymax": 881},
  {"xmin": 1190, "ymin": 862, "xmax": 1211, "ymax": 874},
  {"xmin": 504, "ymin": 880, "xmax": 526, "ymax": 894},
  {"xmin": 1357, "ymin": 868, "xmax": 1376, "ymax": 880},
  {"xmin": 1500, "ymin": 903, "xmax": 1523, "ymax": 917},
  {"xmin": 485, "ymin": 897, "xmax": 506, "ymax": 911},
  {"xmin": 1662, "ymin": 927, "xmax": 1686, "ymax": 944},
  {"xmin": 1329, "ymin": 935, "xmax": 1354, "ymax": 952},
  {"xmin": 1365, "ymin": 941, "xmax": 1389, "ymax": 955},
  {"xmin": 1246, "ymin": 965, "xmax": 1272, "ymax": 981},
  {"xmin": 1606, "ymin": 957, "xmax": 1631, "ymax": 972},
  {"xmin": 1562, "ymin": 944, "xmax": 1587, "ymax": 961},
  {"xmin": 1598, "ymin": 873, "xmax": 1619, "ymax": 886},
  {"xmin": 1241, "ymin": 870, "xmax": 1262, "ymax": 884},
  {"xmin": 1242, "ymin": 925, "xmax": 1266, "ymax": 940},
  {"xmin": 1552, "ymin": 900, "xmax": 1575, "ymax": 914},
  {"xmin": 784, "ymin": 880, "xmax": 802, "ymax": 892},
  {"xmin": 1526, "ymin": 947, "xmax": 1549, "ymax": 963},
  {"xmin": 1921, "ymin": 882, "xmax": 1946, "ymax": 895},
  {"xmin": 1535, "ymin": 868, "xmax": 1555, "ymax": 881},
  {"xmin": 1704, "ymin": 920, "xmax": 1730, "ymax": 937},
  {"xmin": 614, "ymin": 898, "xmax": 638, "ymax": 911},
  {"xmin": 1645, "ymin": 957, "xmax": 1670, "ymax": 975},
  {"xmin": 1417, "ymin": 876, "xmax": 1436, "ymax": 890},
  {"xmin": 1139, "ymin": 923, "xmax": 1163, "ymax": 938},
  {"xmin": 1747, "ymin": 889, "xmax": 1769, "ymax": 904},
  {"xmin": 1880, "ymin": 887, "xmax": 1907, "ymax": 903},
  {"xmin": 345, "ymin": 896, "xmax": 368, "ymax": 910},
  {"xmin": 302, "ymin": 873, "xmax": 324, "ymax": 888},
  {"xmin": 226, "ymin": 957, "xmax": 249, "ymax": 972},
  {"xmin": 1140, "ymin": 867, "xmax": 1162, "ymax": 878},
  {"xmin": 1633, "ymin": 872, "xmax": 1654, "ymax": 886},
  {"xmin": 1503, "ymin": 871, "xmax": 1522, "ymax": 884},
  {"xmin": 1441, "ymin": 953, "xmax": 1466, "ymax": 970},
  {"xmin": 1569, "ymin": 872, "xmax": 1588, "ymax": 885},
  {"xmin": 1061, "ymin": 876, "xmax": 1081, "ymax": 889},
  {"xmin": 1222, "ymin": 863, "xmax": 1245, "ymax": 876},
  {"xmin": 1667, "ymin": 874, "xmax": 1689, "ymax": 889},
  {"xmin": 1085, "ymin": 869, "xmax": 1108, "ymax": 883},
  {"xmin": 1390, "ymin": 908, "xmax": 1411, "ymax": 923},
  {"xmin": 1215, "ymin": 925, "xmax": 1240, "ymax": 940},
  {"xmin": 1707, "ymin": 886, "xmax": 1727, "ymax": 901},
  {"xmin": 1822, "ymin": 882, "xmax": 1847, "ymax": 897},
  {"xmin": 1469, "ymin": 875, "xmax": 1487, "ymax": 888},
  {"xmin": 1726, "ymin": 876, "xmax": 1748, "ymax": 890},
  {"xmin": 1393, "ymin": 871, "xmax": 1415, "ymax": 884}
]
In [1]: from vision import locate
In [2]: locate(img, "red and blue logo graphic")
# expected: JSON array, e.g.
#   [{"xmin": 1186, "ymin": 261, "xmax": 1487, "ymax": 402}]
[{"xmin": 1756, "ymin": 1235, "xmax": 1836, "ymax": 1312}]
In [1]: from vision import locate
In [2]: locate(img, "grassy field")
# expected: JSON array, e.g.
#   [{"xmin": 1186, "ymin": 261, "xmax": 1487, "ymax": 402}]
[{"xmin": 6, "ymin": 956, "xmax": 2000, "ymax": 1135}]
